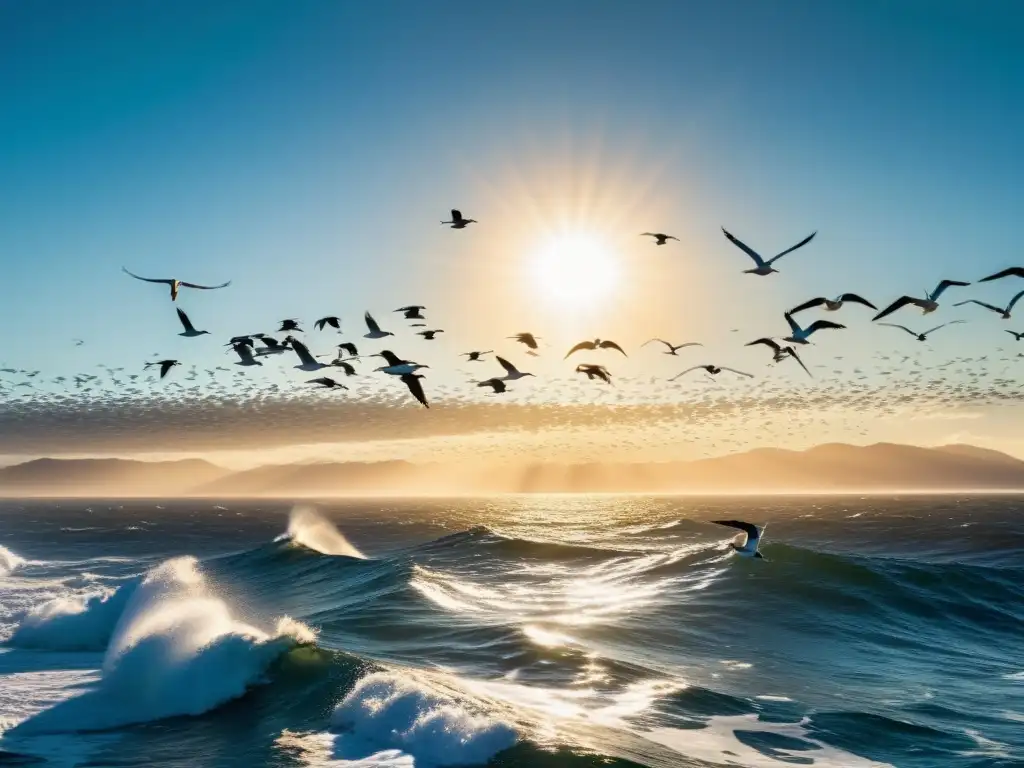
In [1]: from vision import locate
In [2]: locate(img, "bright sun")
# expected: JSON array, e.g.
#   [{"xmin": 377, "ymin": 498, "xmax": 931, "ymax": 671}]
[{"xmin": 532, "ymin": 233, "xmax": 619, "ymax": 308}]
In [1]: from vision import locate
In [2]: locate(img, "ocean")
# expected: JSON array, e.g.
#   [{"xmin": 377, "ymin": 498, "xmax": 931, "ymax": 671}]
[{"xmin": 0, "ymin": 496, "xmax": 1021, "ymax": 768}]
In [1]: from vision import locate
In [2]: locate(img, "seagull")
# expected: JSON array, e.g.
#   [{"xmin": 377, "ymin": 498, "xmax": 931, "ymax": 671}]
[
  {"xmin": 122, "ymin": 267, "xmax": 231, "ymax": 301},
  {"xmin": 363, "ymin": 311, "xmax": 395, "ymax": 339},
  {"xmin": 1006, "ymin": 330, "xmax": 1024, "ymax": 341},
  {"xmin": 145, "ymin": 359, "xmax": 180, "ymax": 379},
  {"xmin": 954, "ymin": 290, "xmax": 1024, "ymax": 320},
  {"xmin": 227, "ymin": 335, "xmax": 257, "ymax": 348},
  {"xmin": 337, "ymin": 342, "xmax": 359, "ymax": 357},
  {"xmin": 789, "ymin": 293, "xmax": 877, "ymax": 314},
  {"xmin": 575, "ymin": 364, "xmax": 612, "ymax": 384},
  {"xmin": 417, "ymin": 329, "xmax": 444, "ymax": 340},
  {"xmin": 327, "ymin": 359, "xmax": 358, "ymax": 376},
  {"xmin": 373, "ymin": 350, "xmax": 427, "ymax": 376},
  {"xmin": 783, "ymin": 313, "xmax": 845, "ymax": 344},
  {"xmin": 564, "ymin": 339, "xmax": 627, "ymax": 358},
  {"xmin": 745, "ymin": 338, "xmax": 811, "ymax": 377},
  {"xmin": 399, "ymin": 373, "xmax": 429, "ymax": 408},
  {"xmin": 878, "ymin": 320, "xmax": 965, "ymax": 341},
  {"xmin": 287, "ymin": 337, "xmax": 334, "ymax": 372},
  {"xmin": 231, "ymin": 343, "xmax": 264, "ymax": 366},
  {"xmin": 670, "ymin": 365, "xmax": 753, "ymax": 380},
  {"xmin": 872, "ymin": 280, "xmax": 971, "ymax": 321},
  {"xmin": 175, "ymin": 308, "xmax": 210, "ymax": 338},
  {"xmin": 395, "ymin": 305, "xmax": 426, "ymax": 320},
  {"xmin": 309, "ymin": 377, "xmax": 348, "ymax": 390},
  {"xmin": 642, "ymin": 339, "xmax": 702, "ymax": 355},
  {"xmin": 477, "ymin": 378, "xmax": 507, "ymax": 394},
  {"xmin": 462, "ymin": 350, "xmax": 493, "ymax": 362},
  {"xmin": 442, "ymin": 209, "xmax": 476, "ymax": 229},
  {"xmin": 508, "ymin": 333, "xmax": 540, "ymax": 350},
  {"xmin": 496, "ymin": 356, "xmax": 535, "ymax": 381},
  {"xmin": 712, "ymin": 520, "xmax": 766, "ymax": 559},
  {"xmin": 640, "ymin": 232, "xmax": 679, "ymax": 246},
  {"xmin": 256, "ymin": 336, "xmax": 289, "ymax": 353},
  {"xmin": 73, "ymin": 339, "xmax": 85, "ymax": 346},
  {"xmin": 279, "ymin": 319, "xmax": 303, "ymax": 333},
  {"xmin": 979, "ymin": 267, "xmax": 1024, "ymax": 283},
  {"xmin": 721, "ymin": 228, "xmax": 816, "ymax": 275},
  {"xmin": 314, "ymin": 316, "xmax": 342, "ymax": 331}
]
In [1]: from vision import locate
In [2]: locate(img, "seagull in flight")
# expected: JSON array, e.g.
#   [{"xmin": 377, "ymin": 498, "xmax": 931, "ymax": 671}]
[
  {"xmin": 783, "ymin": 313, "xmax": 845, "ymax": 344},
  {"xmin": 979, "ymin": 267, "xmax": 1024, "ymax": 283},
  {"xmin": 417, "ymin": 329, "xmax": 444, "ymax": 340},
  {"xmin": 745, "ymin": 338, "xmax": 811, "ymax": 377},
  {"xmin": 314, "ymin": 316, "xmax": 341, "ymax": 331},
  {"xmin": 145, "ymin": 359, "xmax": 180, "ymax": 379},
  {"xmin": 671, "ymin": 365, "xmax": 753, "ymax": 380},
  {"xmin": 122, "ymin": 267, "xmax": 231, "ymax": 301},
  {"xmin": 462, "ymin": 350, "xmax": 493, "ymax": 362},
  {"xmin": 399, "ymin": 373, "xmax": 429, "ymax": 408},
  {"xmin": 337, "ymin": 342, "xmax": 359, "ymax": 358},
  {"xmin": 373, "ymin": 350, "xmax": 427, "ymax": 376},
  {"xmin": 789, "ymin": 293, "xmax": 877, "ymax": 314},
  {"xmin": 363, "ymin": 311, "xmax": 395, "ymax": 339},
  {"xmin": 255, "ymin": 336, "xmax": 289, "ymax": 354},
  {"xmin": 230, "ymin": 343, "xmax": 263, "ymax": 366},
  {"xmin": 575, "ymin": 364, "xmax": 612, "ymax": 384},
  {"xmin": 642, "ymin": 339, "xmax": 702, "ymax": 355},
  {"xmin": 878, "ymin": 320, "xmax": 965, "ymax": 342},
  {"xmin": 175, "ymin": 308, "xmax": 209, "ymax": 338},
  {"xmin": 564, "ymin": 339, "xmax": 627, "ymax": 359},
  {"xmin": 712, "ymin": 520, "xmax": 766, "ymax": 559},
  {"xmin": 872, "ymin": 280, "xmax": 970, "ymax": 321},
  {"xmin": 395, "ymin": 305, "xmax": 426, "ymax": 320},
  {"xmin": 309, "ymin": 377, "xmax": 348, "ymax": 390},
  {"xmin": 287, "ymin": 337, "xmax": 335, "ymax": 372},
  {"xmin": 477, "ymin": 378, "xmax": 508, "ymax": 394},
  {"xmin": 442, "ymin": 209, "xmax": 477, "ymax": 229},
  {"xmin": 721, "ymin": 228, "xmax": 816, "ymax": 275},
  {"xmin": 508, "ymin": 332, "xmax": 540, "ymax": 351},
  {"xmin": 278, "ymin": 319, "xmax": 303, "ymax": 333},
  {"xmin": 1006, "ymin": 330, "xmax": 1024, "ymax": 341},
  {"xmin": 496, "ymin": 356, "xmax": 535, "ymax": 381},
  {"xmin": 327, "ymin": 359, "xmax": 358, "ymax": 376},
  {"xmin": 640, "ymin": 232, "xmax": 678, "ymax": 246},
  {"xmin": 954, "ymin": 290, "xmax": 1024, "ymax": 320}
]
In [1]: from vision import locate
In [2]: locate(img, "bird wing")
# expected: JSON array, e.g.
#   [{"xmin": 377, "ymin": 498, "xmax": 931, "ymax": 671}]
[
  {"xmin": 309, "ymin": 377, "xmax": 334, "ymax": 386},
  {"xmin": 395, "ymin": 305, "xmax": 425, "ymax": 312},
  {"xmin": 1006, "ymin": 289, "xmax": 1024, "ymax": 313},
  {"xmin": 364, "ymin": 311, "xmax": 381, "ymax": 333},
  {"xmin": 401, "ymin": 374, "xmax": 429, "ymax": 408},
  {"xmin": 670, "ymin": 366, "xmax": 704, "ymax": 381},
  {"xmin": 599, "ymin": 340, "xmax": 627, "ymax": 356},
  {"xmin": 979, "ymin": 267, "xmax": 1024, "ymax": 283},
  {"xmin": 122, "ymin": 267, "xmax": 172, "ymax": 285},
  {"xmin": 878, "ymin": 322, "xmax": 918, "ymax": 337},
  {"xmin": 642, "ymin": 338, "xmax": 671, "ymax": 349},
  {"xmin": 338, "ymin": 362, "xmax": 356, "ymax": 375},
  {"xmin": 767, "ymin": 231, "xmax": 817, "ymax": 265},
  {"xmin": 787, "ymin": 348, "xmax": 812, "ymax": 377},
  {"xmin": 931, "ymin": 279, "xmax": 970, "ymax": 299},
  {"xmin": 495, "ymin": 356, "xmax": 518, "ymax": 376},
  {"xmin": 176, "ymin": 308, "xmax": 195, "ymax": 332},
  {"xmin": 746, "ymin": 337, "xmax": 782, "ymax": 351},
  {"xmin": 451, "ymin": 209, "xmax": 462, "ymax": 221},
  {"xmin": 179, "ymin": 279, "xmax": 231, "ymax": 291},
  {"xmin": 639, "ymin": 232, "xmax": 658, "ymax": 239},
  {"xmin": 721, "ymin": 367, "xmax": 754, "ymax": 378},
  {"xmin": 159, "ymin": 361, "xmax": 175, "ymax": 378},
  {"xmin": 872, "ymin": 296, "xmax": 922, "ymax": 321},
  {"xmin": 290, "ymin": 339, "xmax": 318, "ymax": 366},
  {"xmin": 838, "ymin": 293, "xmax": 877, "ymax": 310},
  {"xmin": 954, "ymin": 299, "xmax": 1003, "ymax": 314},
  {"xmin": 1005, "ymin": 329, "xmax": 1021, "ymax": 338},
  {"xmin": 804, "ymin": 320, "xmax": 846, "ymax": 336},
  {"xmin": 520, "ymin": 333, "xmax": 538, "ymax": 348},
  {"xmin": 377, "ymin": 350, "xmax": 403, "ymax": 366},
  {"xmin": 712, "ymin": 519, "xmax": 760, "ymax": 543},
  {"xmin": 314, "ymin": 318, "xmax": 327, "ymax": 331},
  {"xmin": 564, "ymin": 341, "xmax": 595, "ymax": 358},
  {"xmin": 789, "ymin": 297, "xmax": 826, "ymax": 314},
  {"xmin": 923, "ymin": 320, "xmax": 965, "ymax": 336},
  {"xmin": 784, "ymin": 313, "xmax": 801, "ymax": 334},
  {"xmin": 721, "ymin": 228, "xmax": 765, "ymax": 266}
]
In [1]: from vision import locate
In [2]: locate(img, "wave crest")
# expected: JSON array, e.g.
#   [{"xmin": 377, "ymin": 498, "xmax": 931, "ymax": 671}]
[
  {"xmin": 282, "ymin": 505, "xmax": 365, "ymax": 558},
  {"xmin": 0, "ymin": 545, "xmax": 25, "ymax": 575}
]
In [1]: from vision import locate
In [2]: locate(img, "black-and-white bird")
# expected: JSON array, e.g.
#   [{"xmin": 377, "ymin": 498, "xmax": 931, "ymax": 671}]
[
  {"xmin": 145, "ymin": 359, "xmax": 180, "ymax": 379},
  {"xmin": 712, "ymin": 520, "xmax": 766, "ymax": 559},
  {"xmin": 256, "ymin": 336, "xmax": 289, "ymax": 353},
  {"xmin": 477, "ymin": 378, "xmax": 507, "ymax": 394},
  {"xmin": 287, "ymin": 337, "xmax": 333, "ymax": 372},
  {"xmin": 373, "ymin": 350, "xmax": 427, "ymax": 376},
  {"xmin": 878, "ymin": 320, "xmax": 965, "ymax": 342},
  {"xmin": 721, "ymin": 228, "xmax": 816, "ymax": 275},
  {"xmin": 122, "ymin": 267, "xmax": 231, "ymax": 301},
  {"xmin": 872, "ymin": 280, "xmax": 971, "ymax": 321},
  {"xmin": 564, "ymin": 339, "xmax": 627, "ymax": 358},
  {"xmin": 227, "ymin": 335, "xmax": 257, "ymax": 348},
  {"xmin": 745, "ymin": 338, "xmax": 811, "ymax": 377},
  {"xmin": 783, "ymin": 313, "xmax": 845, "ymax": 344},
  {"xmin": 496, "ymin": 356, "xmax": 535, "ymax": 381},
  {"xmin": 327, "ymin": 359, "xmax": 358, "ymax": 376},
  {"xmin": 279, "ymin": 319, "xmax": 303, "ymax": 333},
  {"xmin": 417, "ymin": 329, "xmax": 444, "ymax": 340},
  {"xmin": 231, "ymin": 343, "xmax": 263, "ymax": 366},
  {"xmin": 395, "ymin": 305, "xmax": 427, "ymax": 320},
  {"xmin": 309, "ymin": 377, "xmax": 347, "ymax": 390},
  {"xmin": 363, "ymin": 311, "xmax": 395, "ymax": 339},
  {"xmin": 671, "ymin": 365, "xmax": 753, "ymax": 380},
  {"xmin": 789, "ymin": 293, "xmax": 877, "ymax": 314},
  {"xmin": 174, "ymin": 308, "xmax": 209, "ymax": 338},
  {"xmin": 400, "ymin": 373, "xmax": 429, "ymax": 408},
  {"xmin": 954, "ymin": 290, "xmax": 1024, "ymax": 320},
  {"xmin": 642, "ymin": 339, "xmax": 702, "ymax": 355},
  {"xmin": 442, "ymin": 209, "xmax": 476, "ymax": 229},
  {"xmin": 314, "ymin": 316, "xmax": 341, "ymax": 331},
  {"xmin": 337, "ymin": 342, "xmax": 359, "ymax": 358},
  {"xmin": 462, "ymin": 350, "xmax": 493, "ymax": 362},
  {"xmin": 640, "ymin": 232, "xmax": 679, "ymax": 246},
  {"xmin": 575, "ymin": 364, "xmax": 612, "ymax": 384},
  {"xmin": 979, "ymin": 267, "xmax": 1024, "ymax": 283}
]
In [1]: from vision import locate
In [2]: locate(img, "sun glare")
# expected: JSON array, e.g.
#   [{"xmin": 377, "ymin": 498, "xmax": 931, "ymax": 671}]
[{"xmin": 532, "ymin": 233, "xmax": 620, "ymax": 308}]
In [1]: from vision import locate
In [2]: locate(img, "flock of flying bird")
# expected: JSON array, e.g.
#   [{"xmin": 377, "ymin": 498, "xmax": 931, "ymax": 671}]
[{"xmin": 109, "ymin": 209, "xmax": 1024, "ymax": 416}]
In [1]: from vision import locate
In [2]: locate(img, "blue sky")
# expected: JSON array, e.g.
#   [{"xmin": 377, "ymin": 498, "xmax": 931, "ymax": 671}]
[{"xmin": 2, "ymin": 1, "xmax": 1024, "ymax": 460}]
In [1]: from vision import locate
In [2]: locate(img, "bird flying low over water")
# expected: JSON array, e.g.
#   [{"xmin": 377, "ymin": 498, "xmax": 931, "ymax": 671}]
[
  {"xmin": 872, "ymin": 280, "xmax": 970, "ymax": 321},
  {"xmin": 783, "ymin": 313, "xmax": 845, "ymax": 344},
  {"xmin": 642, "ymin": 339, "xmax": 702, "ymax": 355},
  {"xmin": 575, "ymin": 364, "xmax": 612, "ymax": 384},
  {"xmin": 400, "ymin": 373, "xmax": 429, "ymax": 408},
  {"xmin": 122, "ymin": 267, "xmax": 231, "ymax": 301},
  {"xmin": 979, "ymin": 267, "xmax": 1024, "ymax": 283},
  {"xmin": 564, "ymin": 339, "xmax": 627, "ymax": 358},
  {"xmin": 712, "ymin": 520, "xmax": 766, "ymax": 559},
  {"xmin": 442, "ymin": 209, "xmax": 476, "ymax": 229},
  {"xmin": 508, "ymin": 332, "xmax": 540, "ymax": 350},
  {"xmin": 462, "ymin": 350, "xmax": 493, "ymax": 362},
  {"xmin": 745, "ymin": 338, "xmax": 811, "ymax": 377},
  {"xmin": 789, "ymin": 293, "xmax": 877, "ymax": 314},
  {"xmin": 878, "ymin": 320, "xmax": 965, "ymax": 342},
  {"xmin": 671, "ymin": 365, "xmax": 753, "ymax": 380},
  {"xmin": 721, "ymin": 228, "xmax": 817, "ymax": 275},
  {"xmin": 145, "ymin": 359, "xmax": 180, "ymax": 379},
  {"xmin": 954, "ymin": 290, "xmax": 1024, "ymax": 320},
  {"xmin": 308, "ymin": 377, "xmax": 347, "ymax": 390},
  {"xmin": 640, "ymin": 232, "xmax": 678, "ymax": 246},
  {"xmin": 477, "ymin": 378, "xmax": 507, "ymax": 394},
  {"xmin": 314, "ymin": 316, "xmax": 341, "ymax": 331},
  {"xmin": 395, "ymin": 305, "xmax": 426, "ymax": 319},
  {"xmin": 176, "ymin": 308, "xmax": 209, "ymax": 338},
  {"xmin": 363, "ymin": 311, "xmax": 395, "ymax": 339},
  {"xmin": 495, "ymin": 356, "xmax": 534, "ymax": 381}
]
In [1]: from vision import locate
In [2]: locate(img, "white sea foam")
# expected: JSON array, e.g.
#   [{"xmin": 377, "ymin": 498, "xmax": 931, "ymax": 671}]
[
  {"xmin": 283, "ymin": 506, "xmax": 366, "ymax": 558},
  {"xmin": 8, "ymin": 579, "xmax": 140, "ymax": 651},
  {"xmin": 0, "ymin": 545, "xmax": 25, "ymax": 576}
]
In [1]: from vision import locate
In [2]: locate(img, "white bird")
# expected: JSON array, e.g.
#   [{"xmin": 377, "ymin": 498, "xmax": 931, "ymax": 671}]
[
  {"xmin": 230, "ymin": 343, "xmax": 263, "ymax": 367},
  {"xmin": 789, "ymin": 293, "xmax": 877, "ymax": 314},
  {"xmin": 878, "ymin": 320, "xmax": 965, "ymax": 342},
  {"xmin": 783, "ymin": 313, "xmax": 845, "ymax": 344},
  {"xmin": 640, "ymin": 232, "xmax": 679, "ymax": 246},
  {"xmin": 721, "ymin": 228, "xmax": 817, "ymax": 275},
  {"xmin": 745, "ymin": 338, "xmax": 811, "ymax": 377},
  {"xmin": 442, "ymin": 209, "xmax": 477, "ymax": 229},
  {"xmin": 954, "ymin": 290, "xmax": 1024, "ymax": 320},
  {"xmin": 872, "ymin": 279, "xmax": 971, "ymax": 321},
  {"xmin": 642, "ymin": 338, "xmax": 702, "ymax": 355},
  {"xmin": 712, "ymin": 520, "xmax": 766, "ymax": 559},
  {"xmin": 671, "ymin": 365, "xmax": 753, "ymax": 380},
  {"xmin": 495, "ymin": 356, "xmax": 535, "ymax": 381},
  {"xmin": 363, "ymin": 311, "xmax": 395, "ymax": 339},
  {"xmin": 122, "ymin": 267, "xmax": 231, "ymax": 301},
  {"xmin": 175, "ymin": 308, "xmax": 209, "ymax": 338},
  {"xmin": 373, "ymin": 350, "xmax": 427, "ymax": 376}
]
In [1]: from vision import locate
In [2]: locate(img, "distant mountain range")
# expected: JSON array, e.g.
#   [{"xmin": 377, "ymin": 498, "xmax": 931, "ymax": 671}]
[{"xmin": 2, "ymin": 443, "xmax": 1024, "ymax": 497}]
